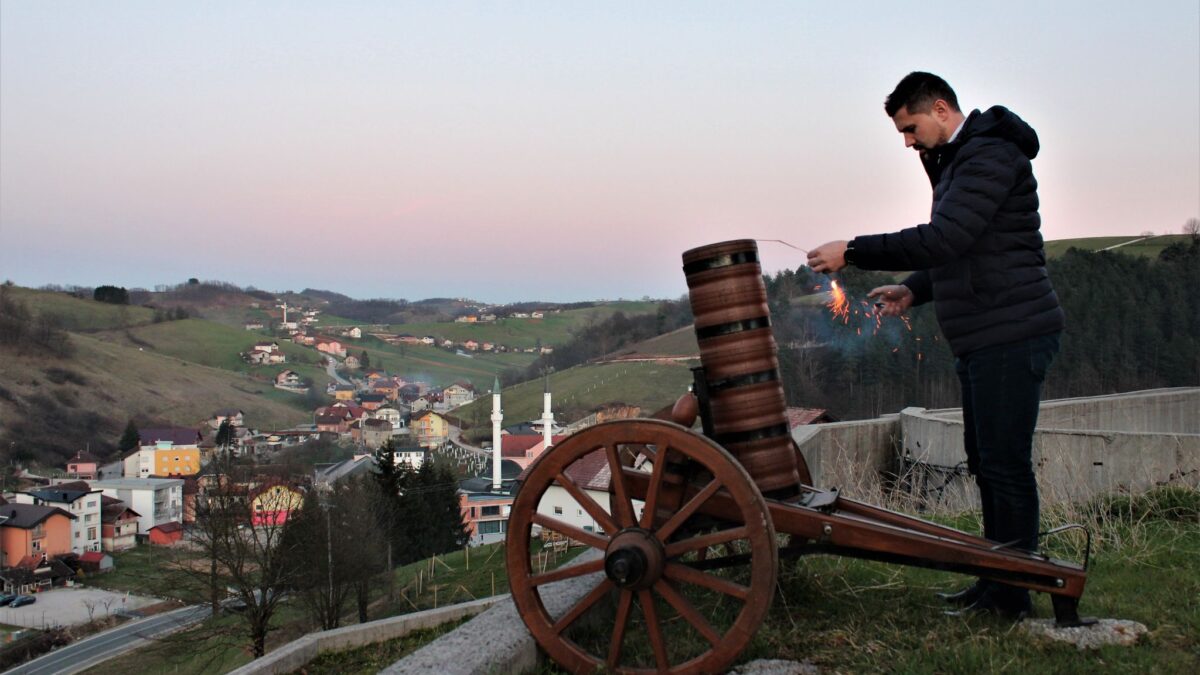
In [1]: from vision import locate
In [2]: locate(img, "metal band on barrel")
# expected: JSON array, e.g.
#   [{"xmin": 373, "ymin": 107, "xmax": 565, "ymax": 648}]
[
  {"xmin": 695, "ymin": 317, "xmax": 771, "ymax": 340},
  {"xmin": 682, "ymin": 250, "xmax": 759, "ymax": 276},
  {"xmin": 714, "ymin": 423, "xmax": 792, "ymax": 445},
  {"xmin": 706, "ymin": 369, "xmax": 778, "ymax": 392}
]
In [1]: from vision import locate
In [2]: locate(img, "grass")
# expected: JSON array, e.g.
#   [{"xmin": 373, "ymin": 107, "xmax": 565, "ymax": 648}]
[
  {"xmin": 542, "ymin": 486, "xmax": 1200, "ymax": 673},
  {"xmin": 92, "ymin": 319, "xmax": 322, "ymax": 375},
  {"xmin": 84, "ymin": 547, "xmax": 206, "ymax": 603}
]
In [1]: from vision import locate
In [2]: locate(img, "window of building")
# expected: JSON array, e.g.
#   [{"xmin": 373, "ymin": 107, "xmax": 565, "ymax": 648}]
[
  {"xmin": 481, "ymin": 505, "xmax": 501, "ymax": 516},
  {"xmin": 553, "ymin": 506, "xmax": 563, "ymax": 515},
  {"xmin": 478, "ymin": 520, "xmax": 505, "ymax": 535},
  {"xmin": 87, "ymin": 527, "xmax": 97, "ymax": 539},
  {"xmin": 583, "ymin": 525, "xmax": 594, "ymax": 532}
]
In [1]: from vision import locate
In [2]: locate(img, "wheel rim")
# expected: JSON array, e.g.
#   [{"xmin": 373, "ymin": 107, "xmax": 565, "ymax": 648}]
[{"xmin": 506, "ymin": 419, "xmax": 777, "ymax": 674}]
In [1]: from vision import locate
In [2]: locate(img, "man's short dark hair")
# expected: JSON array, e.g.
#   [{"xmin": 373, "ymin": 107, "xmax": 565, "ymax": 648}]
[{"xmin": 885, "ymin": 72, "xmax": 960, "ymax": 117}]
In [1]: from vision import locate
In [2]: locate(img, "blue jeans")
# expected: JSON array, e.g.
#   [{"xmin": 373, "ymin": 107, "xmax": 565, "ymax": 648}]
[{"xmin": 956, "ymin": 332, "xmax": 1060, "ymax": 554}]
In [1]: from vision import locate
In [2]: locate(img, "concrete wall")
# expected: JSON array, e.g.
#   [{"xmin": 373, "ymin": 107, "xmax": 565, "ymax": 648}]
[{"xmin": 795, "ymin": 387, "xmax": 1200, "ymax": 512}]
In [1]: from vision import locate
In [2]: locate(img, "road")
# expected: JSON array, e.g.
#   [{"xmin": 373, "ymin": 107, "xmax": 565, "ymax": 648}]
[
  {"xmin": 323, "ymin": 355, "xmax": 350, "ymax": 385},
  {"xmin": 4, "ymin": 604, "xmax": 210, "ymax": 675}
]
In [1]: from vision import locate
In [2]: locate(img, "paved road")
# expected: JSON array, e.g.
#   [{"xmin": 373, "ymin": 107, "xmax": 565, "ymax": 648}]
[{"xmin": 4, "ymin": 604, "xmax": 209, "ymax": 675}]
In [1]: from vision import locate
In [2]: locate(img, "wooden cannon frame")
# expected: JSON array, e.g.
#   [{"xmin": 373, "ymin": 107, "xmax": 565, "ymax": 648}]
[{"xmin": 505, "ymin": 241, "xmax": 1090, "ymax": 674}]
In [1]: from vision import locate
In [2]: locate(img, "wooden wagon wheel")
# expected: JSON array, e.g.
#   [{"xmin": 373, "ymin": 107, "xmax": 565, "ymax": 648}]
[{"xmin": 506, "ymin": 419, "xmax": 777, "ymax": 674}]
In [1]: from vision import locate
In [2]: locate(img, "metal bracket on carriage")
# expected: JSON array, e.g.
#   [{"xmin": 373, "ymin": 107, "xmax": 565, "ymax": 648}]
[{"xmin": 799, "ymin": 487, "xmax": 840, "ymax": 512}]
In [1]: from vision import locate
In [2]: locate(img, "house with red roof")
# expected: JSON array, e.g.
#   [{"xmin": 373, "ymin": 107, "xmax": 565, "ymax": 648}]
[
  {"xmin": 520, "ymin": 447, "xmax": 613, "ymax": 543},
  {"xmin": 148, "ymin": 521, "xmax": 184, "ymax": 546},
  {"xmin": 501, "ymin": 434, "xmax": 568, "ymax": 469}
]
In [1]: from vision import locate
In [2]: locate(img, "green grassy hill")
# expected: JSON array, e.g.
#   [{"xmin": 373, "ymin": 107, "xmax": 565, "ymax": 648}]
[
  {"xmin": 1044, "ymin": 234, "xmax": 1188, "ymax": 259},
  {"xmin": 4, "ymin": 286, "xmax": 157, "ymax": 331}
]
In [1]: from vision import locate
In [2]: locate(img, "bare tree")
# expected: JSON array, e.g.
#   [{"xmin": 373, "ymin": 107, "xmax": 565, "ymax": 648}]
[
  {"xmin": 1184, "ymin": 217, "xmax": 1200, "ymax": 238},
  {"xmin": 186, "ymin": 462, "xmax": 304, "ymax": 657}
]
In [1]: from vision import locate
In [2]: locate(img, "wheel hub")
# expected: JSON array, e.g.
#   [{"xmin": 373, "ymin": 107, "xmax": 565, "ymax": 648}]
[{"xmin": 604, "ymin": 529, "xmax": 664, "ymax": 590}]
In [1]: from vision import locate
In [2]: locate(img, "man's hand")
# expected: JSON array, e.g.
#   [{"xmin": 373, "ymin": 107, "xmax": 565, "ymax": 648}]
[
  {"xmin": 807, "ymin": 241, "xmax": 848, "ymax": 274},
  {"xmin": 867, "ymin": 284, "xmax": 914, "ymax": 316}
]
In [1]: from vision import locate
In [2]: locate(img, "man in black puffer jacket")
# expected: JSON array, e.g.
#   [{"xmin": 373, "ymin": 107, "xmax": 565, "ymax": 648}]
[{"xmin": 808, "ymin": 72, "xmax": 1064, "ymax": 619}]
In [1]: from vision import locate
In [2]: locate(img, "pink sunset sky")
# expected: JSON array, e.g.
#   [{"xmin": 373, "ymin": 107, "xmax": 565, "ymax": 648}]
[{"xmin": 1, "ymin": 1, "xmax": 1197, "ymax": 302}]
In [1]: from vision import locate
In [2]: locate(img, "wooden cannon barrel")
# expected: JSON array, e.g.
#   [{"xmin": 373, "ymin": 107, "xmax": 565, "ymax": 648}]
[{"xmin": 683, "ymin": 239, "xmax": 800, "ymax": 496}]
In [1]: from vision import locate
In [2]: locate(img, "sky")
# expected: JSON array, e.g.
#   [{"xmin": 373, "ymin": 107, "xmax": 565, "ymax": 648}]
[{"xmin": 2, "ymin": 1, "xmax": 1197, "ymax": 303}]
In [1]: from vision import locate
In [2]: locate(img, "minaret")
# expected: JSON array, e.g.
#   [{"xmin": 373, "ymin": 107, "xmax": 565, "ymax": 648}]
[
  {"xmin": 491, "ymin": 375, "xmax": 503, "ymax": 490},
  {"xmin": 541, "ymin": 374, "xmax": 554, "ymax": 450}
]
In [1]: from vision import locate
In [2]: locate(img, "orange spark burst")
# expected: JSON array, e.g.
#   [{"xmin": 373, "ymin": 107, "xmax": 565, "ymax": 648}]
[{"xmin": 827, "ymin": 280, "xmax": 851, "ymax": 324}]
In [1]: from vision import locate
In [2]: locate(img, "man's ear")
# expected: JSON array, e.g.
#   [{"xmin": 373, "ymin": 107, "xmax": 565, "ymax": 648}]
[{"xmin": 931, "ymin": 99, "xmax": 951, "ymax": 121}]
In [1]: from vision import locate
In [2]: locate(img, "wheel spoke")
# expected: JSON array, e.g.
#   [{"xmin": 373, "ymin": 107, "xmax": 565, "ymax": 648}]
[
  {"xmin": 638, "ymin": 444, "xmax": 669, "ymax": 529},
  {"xmin": 639, "ymin": 589, "xmax": 669, "ymax": 671},
  {"xmin": 532, "ymin": 513, "xmax": 609, "ymax": 550},
  {"xmin": 606, "ymin": 589, "xmax": 633, "ymax": 669},
  {"xmin": 664, "ymin": 562, "xmax": 750, "ymax": 600},
  {"xmin": 656, "ymin": 478, "xmax": 722, "ymax": 542},
  {"xmin": 555, "ymin": 469, "xmax": 620, "ymax": 535},
  {"xmin": 665, "ymin": 526, "xmax": 748, "ymax": 558},
  {"xmin": 605, "ymin": 443, "xmax": 637, "ymax": 529},
  {"xmin": 552, "ymin": 578, "xmax": 614, "ymax": 635},
  {"xmin": 655, "ymin": 579, "xmax": 721, "ymax": 646},
  {"xmin": 529, "ymin": 558, "xmax": 605, "ymax": 587}
]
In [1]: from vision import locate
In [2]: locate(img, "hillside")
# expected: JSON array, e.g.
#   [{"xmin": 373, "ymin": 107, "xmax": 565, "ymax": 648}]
[
  {"xmin": 383, "ymin": 301, "xmax": 660, "ymax": 350},
  {"xmin": 3, "ymin": 286, "xmax": 157, "ymax": 331},
  {"xmin": 1043, "ymin": 234, "xmax": 1189, "ymax": 259},
  {"xmin": 0, "ymin": 332, "xmax": 310, "ymax": 465}
]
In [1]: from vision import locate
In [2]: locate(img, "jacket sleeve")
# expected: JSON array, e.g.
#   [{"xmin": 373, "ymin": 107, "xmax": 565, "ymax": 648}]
[
  {"xmin": 901, "ymin": 271, "xmax": 932, "ymax": 307},
  {"xmin": 850, "ymin": 140, "xmax": 1021, "ymax": 271}
]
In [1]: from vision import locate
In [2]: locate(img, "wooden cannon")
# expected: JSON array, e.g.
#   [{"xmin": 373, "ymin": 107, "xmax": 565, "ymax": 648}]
[{"xmin": 505, "ymin": 240, "xmax": 1091, "ymax": 674}]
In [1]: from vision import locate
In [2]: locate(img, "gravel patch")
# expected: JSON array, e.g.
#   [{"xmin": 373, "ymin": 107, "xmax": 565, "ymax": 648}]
[
  {"xmin": 730, "ymin": 659, "xmax": 821, "ymax": 675},
  {"xmin": 1021, "ymin": 618, "xmax": 1148, "ymax": 650}
]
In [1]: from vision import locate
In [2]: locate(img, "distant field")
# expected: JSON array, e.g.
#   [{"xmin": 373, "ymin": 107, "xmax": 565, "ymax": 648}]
[
  {"xmin": 384, "ymin": 301, "xmax": 659, "ymax": 349},
  {"xmin": 598, "ymin": 326, "xmax": 698, "ymax": 359},
  {"xmin": 455, "ymin": 360, "xmax": 694, "ymax": 436},
  {"xmin": 1044, "ymin": 234, "xmax": 1188, "ymax": 259}
]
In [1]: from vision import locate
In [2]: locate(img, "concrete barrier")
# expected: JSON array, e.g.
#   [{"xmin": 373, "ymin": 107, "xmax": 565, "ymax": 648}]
[
  {"xmin": 225, "ymin": 596, "xmax": 503, "ymax": 675},
  {"xmin": 794, "ymin": 387, "xmax": 1200, "ymax": 512}
]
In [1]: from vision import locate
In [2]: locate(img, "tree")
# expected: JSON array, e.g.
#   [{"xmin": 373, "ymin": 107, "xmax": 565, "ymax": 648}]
[
  {"xmin": 186, "ymin": 457, "xmax": 304, "ymax": 657},
  {"xmin": 93, "ymin": 285, "xmax": 129, "ymax": 305},
  {"xmin": 285, "ymin": 477, "xmax": 389, "ymax": 628},
  {"xmin": 117, "ymin": 420, "xmax": 140, "ymax": 454},
  {"xmin": 359, "ymin": 350, "xmax": 370, "ymax": 369},
  {"xmin": 214, "ymin": 420, "xmax": 235, "ymax": 458},
  {"xmin": 1184, "ymin": 217, "xmax": 1200, "ymax": 238}
]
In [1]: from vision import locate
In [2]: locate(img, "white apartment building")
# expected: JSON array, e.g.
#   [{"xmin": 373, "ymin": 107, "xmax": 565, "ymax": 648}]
[{"xmin": 88, "ymin": 478, "xmax": 184, "ymax": 535}]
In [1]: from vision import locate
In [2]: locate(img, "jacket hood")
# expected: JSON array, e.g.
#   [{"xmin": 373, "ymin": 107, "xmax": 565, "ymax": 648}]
[{"xmin": 961, "ymin": 106, "xmax": 1039, "ymax": 159}]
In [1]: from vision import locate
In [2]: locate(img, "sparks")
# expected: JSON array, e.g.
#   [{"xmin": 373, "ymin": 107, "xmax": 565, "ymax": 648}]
[{"xmin": 827, "ymin": 280, "xmax": 851, "ymax": 323}]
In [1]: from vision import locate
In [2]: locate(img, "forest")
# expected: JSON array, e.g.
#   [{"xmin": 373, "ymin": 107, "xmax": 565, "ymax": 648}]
[{"xmin": 768, "ymin": 239, "xmax": 1200, "ymax": 419}]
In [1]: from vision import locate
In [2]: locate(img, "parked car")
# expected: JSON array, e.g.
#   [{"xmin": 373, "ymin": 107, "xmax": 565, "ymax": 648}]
[
  {"xmin": 0, "ymin": 593, "xmax": 16, "ymax": 606},
  {"xmin": 9, "ymin": 595, "xmax": 36, "ymax": 608}
]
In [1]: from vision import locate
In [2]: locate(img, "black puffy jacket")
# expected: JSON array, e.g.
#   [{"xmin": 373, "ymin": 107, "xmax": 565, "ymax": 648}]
[{"xmin": 851, "ymin": 106, "xmax": 1065, "ymax": 357}]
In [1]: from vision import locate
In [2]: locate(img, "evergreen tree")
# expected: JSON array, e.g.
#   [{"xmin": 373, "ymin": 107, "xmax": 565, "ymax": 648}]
[
  {"xmin": 360, "ymin": 349, "xmax": 370, "ymax": 369},
  {"xmin": 117, "ymin": 420, "xmax": 140, "ymax": 454}
]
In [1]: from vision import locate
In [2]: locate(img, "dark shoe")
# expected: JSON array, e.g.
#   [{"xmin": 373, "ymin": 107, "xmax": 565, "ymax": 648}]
[
  {"xmin": 937, "ymin": 580, "xmax": 990, "ymax": 606},
  {"xmin": 944, "ymin": 587, "xmax": 1032, "ymax": 621}
]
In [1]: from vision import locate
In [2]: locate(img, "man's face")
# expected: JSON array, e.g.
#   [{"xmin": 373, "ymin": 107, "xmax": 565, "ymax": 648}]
[{"xmin": 892, "ymin": 104, "xmax": 949, "ymax": 155}]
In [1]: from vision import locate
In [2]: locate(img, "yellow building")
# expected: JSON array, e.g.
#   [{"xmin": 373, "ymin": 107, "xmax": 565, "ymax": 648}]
[
  {"xmin": 412, "ymin": 410, "xmax": 449, "ymax": 447},
  {"xmin": 154, "ymin": 446, "xmax": 201, "ymax": 476}
]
